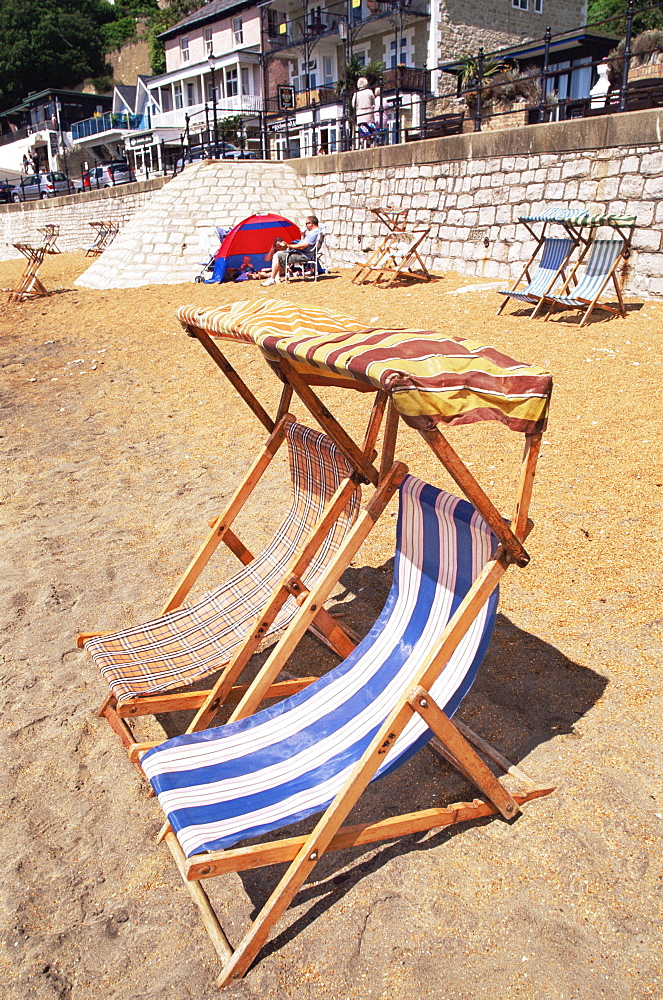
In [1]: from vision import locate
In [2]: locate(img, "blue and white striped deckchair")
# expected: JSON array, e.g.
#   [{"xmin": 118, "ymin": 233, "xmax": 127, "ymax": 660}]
[
  {"xmin": 142, "ymin": 474, "xmax": 552, "ymax": 984},
  {"xmin": 496, "ymin": 237, "xmax": 576, "ymax": 317},
  {"xmin": 542, "ymin": 238, "xmax": 628, "ymax": 327}
]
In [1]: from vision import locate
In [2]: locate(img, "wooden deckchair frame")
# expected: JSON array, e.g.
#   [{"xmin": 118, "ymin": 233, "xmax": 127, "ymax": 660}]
[
  {"xmin": 7, "ymin": 225, "xmax": 60, "ymax": 303},
  {"xmin": 134, "ymin": 320, "xmax": 554, "ymax": 985},
  {"xmin": 353, "ymin": 206, "xmax": 431, "ymax": 287},
  {"xmin": 143, "ymin": 428, "xmax": 550, "ymax": 986},
  {"xmin": 85, "ymin": 220, "xmax": 119, "ymax": 256},
  {"xmin": 509, "ymin": 214, "xmax": 635, "ymax": 325},
  {"xmin": 352, "ymin": 227, "xmax": 431, "ymax": 288},
  {"xmin": 82, "ymin": 311, "xmax": 418, "ymax": 752},
  {"xmin": 541, "ymin": 237, "xmax": 630, "ymax": 327},
  {"xmin": 496, "ymin": 235, "xmax": 579, "ymax": 318}
]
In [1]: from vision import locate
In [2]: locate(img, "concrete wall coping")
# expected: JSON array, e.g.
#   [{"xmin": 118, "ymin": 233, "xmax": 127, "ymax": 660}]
[
  {"xmin": 0, "ymin": 176, "xmax": 167, "ymax": 216},
  {"xmin": 291, "ymin": 108, "xmax": 663, "ymax": 175}
]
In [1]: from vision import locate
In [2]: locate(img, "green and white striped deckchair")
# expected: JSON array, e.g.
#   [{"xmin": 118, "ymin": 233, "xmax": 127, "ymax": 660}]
[
  {"xmin": 542, "ymin": 238, "xmax": 629, "ymax": 327},
  {"xmin": 496, "ymin": 236, "xmax": 576, "ymax": 318}
]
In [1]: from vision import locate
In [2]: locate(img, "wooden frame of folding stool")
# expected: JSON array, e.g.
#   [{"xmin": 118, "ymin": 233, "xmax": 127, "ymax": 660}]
[{"xmin": 145, "ymin": 428, "xmax": 552, "ymax": 987}]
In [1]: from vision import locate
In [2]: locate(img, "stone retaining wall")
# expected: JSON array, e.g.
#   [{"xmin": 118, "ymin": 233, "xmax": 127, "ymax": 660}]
[
  {"xmin": 3, "ymin": 109, "xmax": 663, "ymax": 297},
  {"xmin": 292, "ymin": 108, "xmax": 663, "ymax": 300},
  {"xmin": 0, "ymin": 178, "xmax": 166, "ymax": 262}
]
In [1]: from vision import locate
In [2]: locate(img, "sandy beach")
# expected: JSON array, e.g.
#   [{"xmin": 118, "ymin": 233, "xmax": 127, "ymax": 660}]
[{"xmin": 1, "ymin": 251, "xmax": 661, "ymax": 1000}]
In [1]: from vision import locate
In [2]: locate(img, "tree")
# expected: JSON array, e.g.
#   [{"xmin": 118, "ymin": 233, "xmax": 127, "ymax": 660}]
[
  {"xmin": 0, "ymin": 0, "xmax": 112, "ymax": 108},
  {"xmin": 145, "ymin": 0, "xmax": 205, "ymax": 75},
  {"xmin": 587, "ymin": 0, "xmax": 663, "ymax": 36},
  {"xmin": 100, "ymin": 0, "xmax": 160, "ymax": 52}
]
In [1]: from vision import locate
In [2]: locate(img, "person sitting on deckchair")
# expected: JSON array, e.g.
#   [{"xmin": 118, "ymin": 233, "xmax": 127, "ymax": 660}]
[{"xmin": 261, "ymin": 216, "xmax": 321, "ymax": 287}]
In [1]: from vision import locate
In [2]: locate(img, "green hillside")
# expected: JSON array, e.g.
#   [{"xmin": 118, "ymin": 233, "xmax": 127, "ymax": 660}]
[{"xmin": 0, "ymin": 0, "xmax": 203, "ymax": 109}]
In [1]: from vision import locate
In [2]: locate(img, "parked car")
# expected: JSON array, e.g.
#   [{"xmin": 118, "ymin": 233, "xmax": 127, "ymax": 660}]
[
  {"xmin": 0, "ymin": 179, "xmax": 13, "ymax": 203},
  {"xmin": 216, "ymin": 142, "xmax": 257, "ymax": 160},
  {"xmin": 176, "ymin": 143, "xmax": 257, "ymax": 171},
  {"xmin": 77, "ymin": 161, "xmax": 136, "ymax": 191},
  {"xmin": 11, "ymin": 171, "xmax": 74, "ymax": 201}
]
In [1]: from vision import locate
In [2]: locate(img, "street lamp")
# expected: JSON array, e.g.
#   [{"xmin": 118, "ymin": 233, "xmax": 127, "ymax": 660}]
[
  {"xmin": 338, "ymin": 19, "xmax": 349, "ymax": 151},
  {"xmin": 208, "ymin": 51, "xmax": 219, "ymax": 157}
]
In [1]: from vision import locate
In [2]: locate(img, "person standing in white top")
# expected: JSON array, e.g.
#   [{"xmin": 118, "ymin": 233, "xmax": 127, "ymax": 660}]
[{"xmin": 352, "ymin": 77, "xmax": 375, "ymax": 127}]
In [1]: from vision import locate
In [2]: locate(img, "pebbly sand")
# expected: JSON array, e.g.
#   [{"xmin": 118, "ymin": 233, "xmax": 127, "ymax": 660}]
[{"xmin": 1, "ymin": 251, "xmax": 661, "ymax": 1000}]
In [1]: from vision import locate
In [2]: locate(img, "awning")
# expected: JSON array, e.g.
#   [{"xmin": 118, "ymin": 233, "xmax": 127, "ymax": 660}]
[{"xmin": 178, "ymin": 300, "xmax": 552, "ymax": 435}]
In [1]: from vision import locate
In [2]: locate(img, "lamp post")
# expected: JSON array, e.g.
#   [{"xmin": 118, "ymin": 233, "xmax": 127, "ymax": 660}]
[
  {"xmin": 338, "ymin": 19, "xmax": 349, "ymax": 151},
  {"xmin": 208, "ymin": 51, "xmax": 219, "ymax": 157}
]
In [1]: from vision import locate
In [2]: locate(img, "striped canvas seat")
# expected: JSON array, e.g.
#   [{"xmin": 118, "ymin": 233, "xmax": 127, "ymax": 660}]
[
  {"xmin": 545, "ymin": 238, "xmax": 624, "ymax": 306},
  {"xmin": 497, "ymin": 237, "xmax": 575, "ymax": 305},
  {"xmin": 543, "ymin": 238, "xmax": 628, "ymax": 327},
  {"xmin": 86, "ymin": 418, "xmax": 360, "ymax": 703},
  {"xmin": 142, "ymin": 475, "xmax": 498, "ymax": 857}
]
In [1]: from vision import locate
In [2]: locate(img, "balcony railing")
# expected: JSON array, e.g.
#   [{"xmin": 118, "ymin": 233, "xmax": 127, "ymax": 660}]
[
  {"xmin": 151, "ymin": 95, "xmax": 263, "ymax": 130},
  {"xmin": 0, "ymin": 125, "xmax": 31, "ymax": 147},
  {"xmin": 71, "ymin": 112, "xmax": 150, "ymax": 141},
  {"xmin": 266, "ymin": 0, "xmax": 428, "ymax": 54}
]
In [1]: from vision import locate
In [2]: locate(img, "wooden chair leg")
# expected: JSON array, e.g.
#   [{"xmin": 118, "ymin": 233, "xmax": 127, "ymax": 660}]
[{"xmin": 408, "ymin": 687, "xmax": 519, "ymax": 820}]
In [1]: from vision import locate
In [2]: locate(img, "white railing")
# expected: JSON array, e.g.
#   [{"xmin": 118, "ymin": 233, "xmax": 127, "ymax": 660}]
[{"xmin": 151, "ymin": 95, "xmax": 263, "ymax": 130}]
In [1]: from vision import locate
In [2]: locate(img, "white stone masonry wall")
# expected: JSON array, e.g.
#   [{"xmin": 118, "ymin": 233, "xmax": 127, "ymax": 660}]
[
  {"xmin": 304, "ymin": 146, "xmax": 663, "ymax": 300},
  {"xmin": 0, "ymin": 181, "xmax": 165, "ymax": 263},
  {"xmin": 76, "ymin": 160, "xmax": 314, "ymax": 289}
]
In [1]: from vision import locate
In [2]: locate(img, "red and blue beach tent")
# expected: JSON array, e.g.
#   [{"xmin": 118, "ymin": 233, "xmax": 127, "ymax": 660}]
[{"xmin": 207, "ymin": 213, "xmax": 301, "ymax": 283}]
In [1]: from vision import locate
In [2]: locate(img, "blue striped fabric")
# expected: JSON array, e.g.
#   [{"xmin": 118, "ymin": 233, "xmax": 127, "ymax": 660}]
[
  {"xmin": 545, "ymin": 239, "xmax": 623, "ymax": 306},
  {"xmin": 142, "ymin": 476, "xmax": 499, "ymax": 858},
  {"xmin": 498, "ymin": 237, "xmax": 575, "ymax": 303}
]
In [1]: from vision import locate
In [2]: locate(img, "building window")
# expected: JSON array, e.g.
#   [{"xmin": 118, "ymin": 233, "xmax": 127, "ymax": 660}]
[
  {"xmin": 232, "ymin": 16, "xmax": 243, "ymax": 45},
  {"xmin": 384, "ymin": 34, "xmax": 412, "ymax": 69},
  {"xmin": 241, "ymin": 67, "xmax": 251, "ymax": 95},
  {"xmin": 186, "ymin": 81, "xmax": 197, "ymax": 106},
  {"xmin": 207, "ymin": 80, "xmax": 217, "ymax": 103},
  {"xmin": 226, "ymin": 67, "xmax": 238, "ymax": 96},
  {"xmin": 180, "ymin": 36, "xmax": 189, "ymax": 62},
  {"xmin": 324, "ymin": 56, "xmax": 333, "ymax": 85},
  {"xmin": 300, "ymin": 59, "xmax": 317, "ymax": 89},
  {"xmin": 204, "ymin": 26, "xmax": 213, "ymax": 55},
  {"xmin": 267, "ymin": 9, "xmax": 279, "ymax": 37},
  {"xmin": 534, "ymin": 0, "xmax": 542, "ymax": 10},
  {"xmin": 174, "ymin": 82, "xmax": 183, "ymax": 109},
  {"xmin": 512, "ymin": 0, "xmax": 528, "ymax": 8}
]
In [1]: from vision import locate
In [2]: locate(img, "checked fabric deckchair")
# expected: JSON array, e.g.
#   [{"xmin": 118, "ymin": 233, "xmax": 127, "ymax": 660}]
[
  {"xmin": 496, "ymin": 236, "xmax": 576, "ymax": 318},
  {"xmin": 81, "ymin": 416, "xmax": 365, "ymax": 748},
  {"xmin": 542, "ymin": 237, "xmax": 629, "ymax": 327},
  {"xmin": 352, "ymin": 226, "xmax": 431, "ymax": 287},
  {"xmin": 142, "ymin": 474, "xmax": 554, "ymax": 986},
  {"xmin": 353, "ymin": 206, "xmax": 430, "ymax": 287}
]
